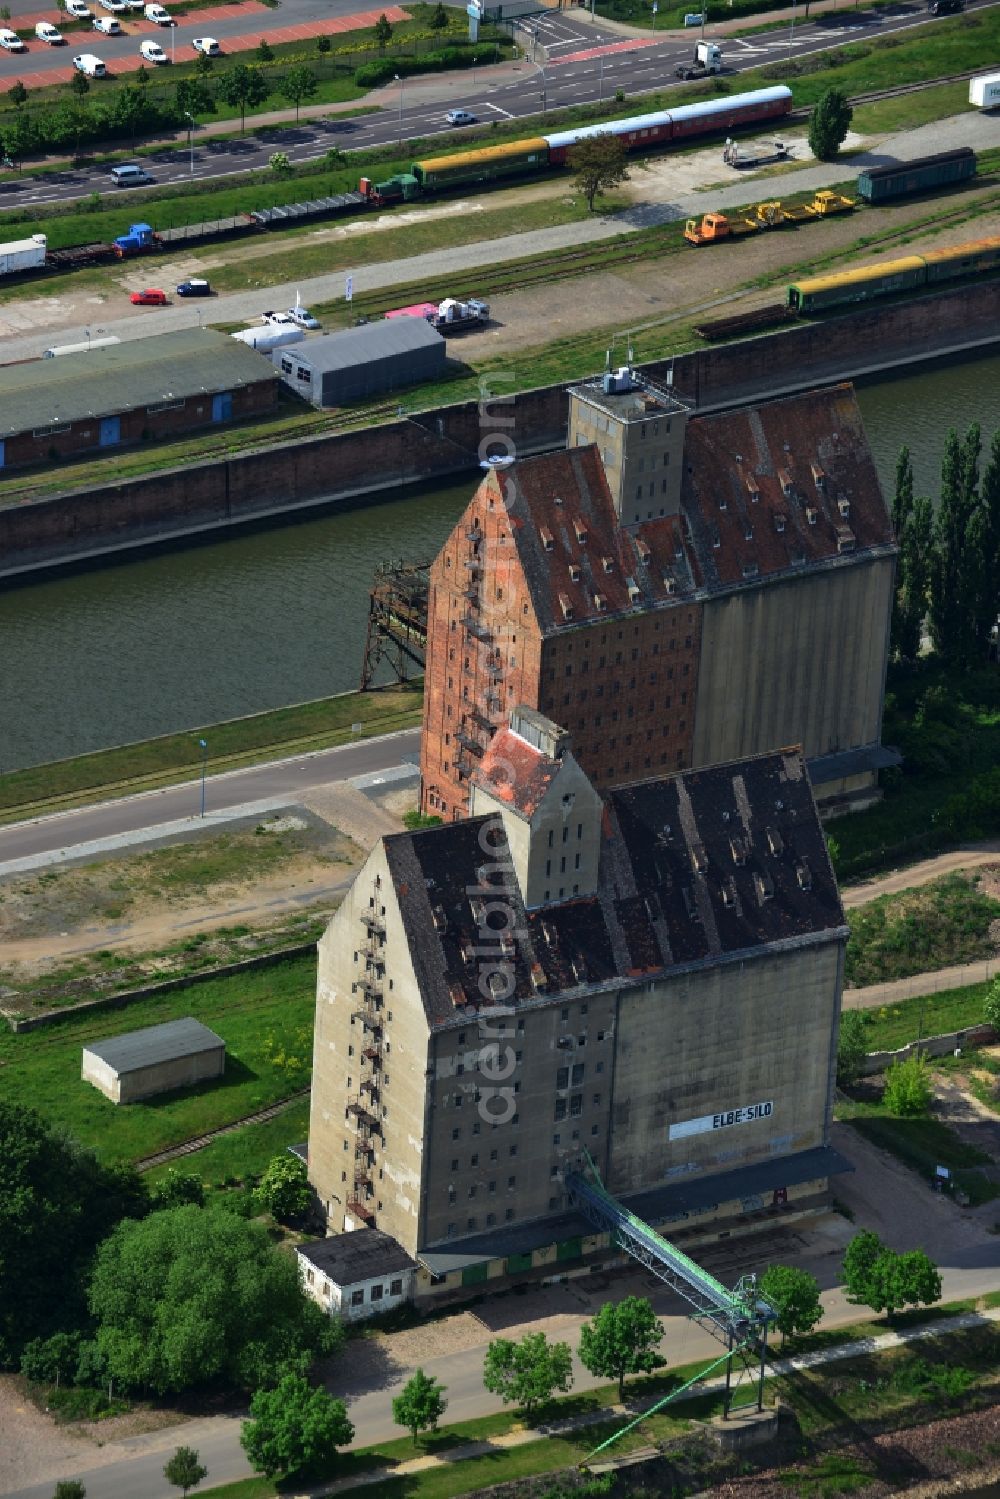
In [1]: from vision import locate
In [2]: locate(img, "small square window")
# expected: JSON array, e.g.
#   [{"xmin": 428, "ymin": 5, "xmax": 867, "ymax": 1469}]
[{"xmin": 351, "ymin": 1289, "xmax": 365, "ymax": 1306}]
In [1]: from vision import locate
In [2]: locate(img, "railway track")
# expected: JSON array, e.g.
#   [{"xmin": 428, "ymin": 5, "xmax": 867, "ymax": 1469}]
[{"xmin": 136, "ymin": 1086, "xmax": 310, "ymax": 1172}]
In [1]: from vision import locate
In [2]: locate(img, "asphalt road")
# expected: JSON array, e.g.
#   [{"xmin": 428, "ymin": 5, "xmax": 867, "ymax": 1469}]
[
  {"xmin": 0, "ymin": 0, "xmax": 993, "ymax": 211},
  {"xmin": 0, "ymin": 725, "xmax": 421, "ymax": 863},
  {"xmin": 6, "ymin": 1206, "xmax": 1000, "ymax": 1499}
]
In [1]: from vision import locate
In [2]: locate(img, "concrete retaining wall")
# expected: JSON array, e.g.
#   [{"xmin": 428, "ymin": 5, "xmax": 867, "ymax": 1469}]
[
  {"xmin": 859, "ymin": 1023, "xmax": 996, "ymax": 1076},
  {"xmin": 1, "ymin": 280, "xmax": 997, "ymax": 577}
]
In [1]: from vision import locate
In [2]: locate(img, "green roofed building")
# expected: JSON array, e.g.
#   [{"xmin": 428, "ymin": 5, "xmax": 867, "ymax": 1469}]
[{"xmin": 0, "ymin": 328, "xmax": 279, "ymax": 472}]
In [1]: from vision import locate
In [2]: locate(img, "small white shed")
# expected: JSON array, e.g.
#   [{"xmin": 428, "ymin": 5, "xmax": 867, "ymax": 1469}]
[
  {"xmin": 82, "ymin": 1017, "xmax": 225, "ymax": 1104},
  {"xmin": 297, "ymin": 1229, "xmax": 417, "ymax": 1322}
]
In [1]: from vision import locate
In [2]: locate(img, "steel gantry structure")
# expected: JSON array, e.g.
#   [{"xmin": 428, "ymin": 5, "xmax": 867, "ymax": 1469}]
[
  {"xmin": 565, "ymin": 1154, "xmax": 775, "ymax": 1458},
  {"xmin": 358, "ymin": 560, "xmax": 431, "ymax": 691}
]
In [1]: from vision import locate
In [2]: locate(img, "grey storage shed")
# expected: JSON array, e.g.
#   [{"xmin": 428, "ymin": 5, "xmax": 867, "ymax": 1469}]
[
  {"xmin": 274, "ymin": 319, "xmax": 446, "ymax": 407},
  {"xmin": 82, "ymin": 1017, "xmax": 225, "ymax": 1104}
]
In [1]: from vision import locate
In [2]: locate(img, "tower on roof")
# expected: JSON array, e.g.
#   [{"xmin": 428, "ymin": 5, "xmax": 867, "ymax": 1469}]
[
  {"xmin": 568, "ymin": 367, "xmax": 690, "ymax": 526},
  {"xmin": 470, "ymin": 706, "xmax": 603, "ymax": 909}
]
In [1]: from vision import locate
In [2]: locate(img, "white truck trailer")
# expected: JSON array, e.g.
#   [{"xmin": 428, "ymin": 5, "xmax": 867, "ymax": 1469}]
[
  {"xmin": 0, "ymin": 234, "xmax": 47, "ymax": 276},
  {"xmin": 969, "ymin": 72, "xmax": 1000, "ymax": 108}
]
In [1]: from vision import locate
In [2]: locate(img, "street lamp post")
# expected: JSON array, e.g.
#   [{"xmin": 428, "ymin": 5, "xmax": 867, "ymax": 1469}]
[
  {"xmin": 599, "ymin": 51, "xmax": 603, "ymax": 103},
  {"xmin": 395, "ymin": 73, "xmax": 403, "ymax": 147},
  {"xmin": 787, "ymin": 0, "xmax": 797, "ymax": 65},
  {"xmin": 184, "ymin": 110, "xmax": 194, "ymax": 177},
  {"xmin": 198, "ymin": 738, "xmax": 208, "ymax": 819},
  {"xmin": 528, "ymin": 56, "xmax": 546, "ymax": 117}
]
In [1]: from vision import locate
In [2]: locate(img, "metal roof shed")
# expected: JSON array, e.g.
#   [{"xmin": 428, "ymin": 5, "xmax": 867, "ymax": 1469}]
[
  {"xmin": 82, "ymin": 1016, "xmax": 225, "ymax": 1104},
  {"xmin": 274, "ymin": 319, "xmax": 446, "ymax": 408},
  {"xmin": 0, "ymin": 328, "xmax": 275, "ymax": 442}
]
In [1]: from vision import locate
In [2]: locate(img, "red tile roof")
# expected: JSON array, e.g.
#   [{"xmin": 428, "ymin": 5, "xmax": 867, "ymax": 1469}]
[
  {"xmin": 491, "ymin": 384, "xmax": 892, "ymax": 636},
  {"xmin": 476, "ymin": 726, "xmax": 563, "ymax": 819}
]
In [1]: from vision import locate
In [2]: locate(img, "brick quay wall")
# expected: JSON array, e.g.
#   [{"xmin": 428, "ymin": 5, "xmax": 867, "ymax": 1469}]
[{"xmin": 1, "ymin": 280, "xmax": 997, "ymax": 579}]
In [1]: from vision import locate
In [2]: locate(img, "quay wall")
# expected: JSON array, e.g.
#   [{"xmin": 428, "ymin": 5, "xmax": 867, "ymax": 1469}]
[{"xmin": 1, "ymin": 280, "xmax": 998, "ymax": 578}]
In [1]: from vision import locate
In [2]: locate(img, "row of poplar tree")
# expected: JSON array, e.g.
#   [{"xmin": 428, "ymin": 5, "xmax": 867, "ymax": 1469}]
[{"xmin": 891, "ymin": 426, "xmax": 1000, "ymax": 668}]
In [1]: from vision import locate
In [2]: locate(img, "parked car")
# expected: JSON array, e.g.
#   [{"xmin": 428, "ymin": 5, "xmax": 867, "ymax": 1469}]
[
  {"xmin": 191, "ymin": 34, "xmax": 220, "ymax": 53},
  {"xmin": 261, "ymin": 310, "xmax": 296, "ymax": 326},
  {"xmin": 445, "ymin": 109, "xmax": 477, "ymax": 126},
  {"xmin": 176, "ymin": 277, "xmax": 212, "ymax": 296},
  {"xmin": 130, "ymin": 287, "xmax": 168, "ymax": 304},
  {"xmin": 73, "ymin": 52, "xmax": 106, "ymax": 74},
  {"xmin": 0, "ymin": 28, "xmax": 26, "ymax": 50},
  {"xmin": 99, "ymin": 0, "xmax": 128, "ymax": 12},
  {"xmin": 65, "ymin": 0, "xmax": 93, "ymax": 17},
  {"xmin": 94, "ymin": 18, "xmax": 123, "ymax": 35},
  {"xmin": 929, "ymin": 0, "xmax": 962, "ymax": 11},
  {"xmin": 287, "ymin": 304, "xmax": 320, "ymax": 328},
  {"xmin": 139, "ymin": 37, "xmax": 168, "ymax": 61},
  {"xmin": 35, "ymin": 21, "xmax": 64, "ymax": 41},
  {"xmin": 144, "ymin": 3, "xmax": 173, "ymax": 23}
]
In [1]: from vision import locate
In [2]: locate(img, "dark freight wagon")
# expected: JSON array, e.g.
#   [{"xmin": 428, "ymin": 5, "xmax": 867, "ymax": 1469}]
[{"xmin": 856, "ymin": 148, "xmax": 976, "ymax": 203}]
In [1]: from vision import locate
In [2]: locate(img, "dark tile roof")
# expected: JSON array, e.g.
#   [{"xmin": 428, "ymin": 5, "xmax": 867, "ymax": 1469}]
[
  {"xmin": 83, "ymin": 1016, "xmax": 224, "ymax": 1073},
  {"xmin": 297, "ymin": 1228, "xmax": 417, "ymax": 1284},
  {"xmin": 417, "ymin": 1144, "xmax": 853, "ymax": 1274},
  {"xmin": 386, "ymin": 748, "xmax": 844, "ymax": 1031},
  {"xmin": 487, "ymin": 383, "xmax": 891, "ymax": 637}
]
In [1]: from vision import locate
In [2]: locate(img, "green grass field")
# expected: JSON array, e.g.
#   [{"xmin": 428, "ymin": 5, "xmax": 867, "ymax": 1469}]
[
  {"xmin": 858, "ymin": 981, "xmax": 994, "ymax": 1052},
  {"xmin": 846, "ymin": 874, "xmax": 1000, "ymax": 988},
  {"xmin": 0, "ymin": 680, "xmax": 421, "ymax": 820},
  {"xmin": 143, "ymin": 1095, "xmax": 311, "ymax": 1187},
  {"xmin": 0, "ymin": 953, "xmax": 315, "ymax": 1165}
]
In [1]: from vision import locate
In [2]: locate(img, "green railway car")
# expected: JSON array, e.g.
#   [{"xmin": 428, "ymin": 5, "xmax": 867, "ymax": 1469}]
[
  {"xmin": 787, "ymin": 254, "xmax": 926, "ymax": 313},
  {"xmin": 411, "ymin": 138, "xmax": 550, "ymax": 191}
]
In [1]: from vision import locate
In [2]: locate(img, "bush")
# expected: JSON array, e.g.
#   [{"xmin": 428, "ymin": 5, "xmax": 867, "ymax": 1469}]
[
  {"xmin": 985, "ymin": 977, "xmax": 1000, "ymax": 1030},
  {"xmin": 354, "ymin": 43, "xmax": 504, "ymax": 89},
  {"xmin": 837, "ymin": 1010, "xmax": 869, "ymax": 1087},
  {"xmin": 882, "ymin": 1053, "xmax": 933, "ymax": 1117}
]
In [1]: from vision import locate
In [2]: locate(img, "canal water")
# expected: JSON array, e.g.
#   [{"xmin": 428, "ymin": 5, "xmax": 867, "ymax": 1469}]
[{"xmin": 2, "ymin": 350, "xmax": 999, "ymax": 771}]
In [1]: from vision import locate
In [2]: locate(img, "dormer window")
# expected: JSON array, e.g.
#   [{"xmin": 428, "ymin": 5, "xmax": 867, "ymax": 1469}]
[
  {"xmin": 811, "ymin": 463, "xmax": 826, "ymax": 491},
  {"xmin": 838, "ymin": 497, "xmax": 851, "ymax": 518},
  {"xmin": 635, "ymin": 537, "xmax": 651, "ymax": 564},
  {"xmin": 774, "ymin": 514, "xmax": 786, "ymax": 533},
  {"xmin": 559, "ymin": 593, "xmax": 574, "ymax": 620},
  {"xmin": 574, "ymin": 519, "xmax": 588, "ymax": 544},
  {"xmin": 569, "ymin": 563, "xmax": 581, "ymax": 582},
  {"xmin": 593, "ymin": 592, "xmax": 608, "ymax": 612},
  {"xmin": 540, "ymin": 527, "xmax": 555, "ymax": 552},
  {"xmin": 778, "ymin": 468, "xmax": 793, "ymax": 498},
  {"xmin": 806, "ymin": 507, "xmax": 818, "ymax": 526},
  {"xmin": 602, "ymin": 556, "xmax": 614, "ymax": 574},
  {"xmin": 746, "ymin": 477, "xmax": 760, "ymax": 503},
  {"xmin": 795, "ymin": 859, "xmax": 812, "ymax": 892}
]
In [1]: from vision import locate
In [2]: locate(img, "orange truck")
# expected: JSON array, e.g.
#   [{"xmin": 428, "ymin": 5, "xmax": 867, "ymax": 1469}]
[{"xmin": 684, "ymin": 191, "xmax": 854, "ymax": 246}]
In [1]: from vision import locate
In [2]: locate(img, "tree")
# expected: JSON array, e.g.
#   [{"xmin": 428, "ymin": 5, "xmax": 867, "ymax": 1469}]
[
  {"xmin": 149, "ymin": 1170, "xmax": 205, "ymax": 1209},
  {"xmin": 269, "ymin": 150, "xmax": 293, "ymax": 176},
  {"xmin": 430, "ymin": 0, "xmax": 449, "ymax": 26},
  {"xmin": 882, "ymin": 1053, "xmax": 932, "ymax": 1117},
  {"xmin": 240, "ymin": 1373, "xmax": 354, "ymax": 1479},
  {"xmin": 163, "ymin": 1446, "xmax": 208, "ymax": 1497},
  {"xmin": 758, "ymin": 1266, "xmax": 823, "ymax": 1344},
  {"xmin": 0, "ymin": 1102, "xmax": 147, "ymax": 1359},
  {"xmin": 176, "ymin": 77, "xmax": 214, "ymax": 118},
  {"xmin": 392, "ymin": 1368, "xmax": 448, "ymax": 1445},
  {"xmin": 325, "ymin": 146, "xmax": 347, "ymax": 170},
  {"xmin": 316, "ymin": 33, "xmax": 331, "ymax": 53},
  {"xmin": 972, "ymin": 428, "xmax": 1000, "ymax": 657},
  {"xmin": 985, "ymin": 976, "xmax": 1000, "ymax": 1031},
  {"xmin": 482, "ymin": 1332, "xmax": 573, "ymax": 1418},
  {"xmin": 808, "ymin": 87, "xmax": 852, "ymax": 161},
  {"xmin": 88, "ymin": 1205, "xmax": 338, "ymax": 1394},
  {"xmin": 373, "ymin": 12, "xmax": 393, "ymax": 50},
  {"xmin": 195, "ymin": 48, "xmax": 215, "ymax": 77},
  {"xmin": 836, "ymin": 1009, "xmax": 868, "ymax": 1088},
  {"xmin": 842, "ymin": 1231, "xmax": 940, "ymax": 1320},
  {"xmin": 568, "ymin": 132, "xmax": 630, "ymax": 212},
  {"xmin": 256, "ymin": 37, "xmax": 274, "ymax": 62},
  {"xmin": 69, "ymin": 69, "xmax": 89, "ymax": 98},
  {"xmin": 112, "ymin": 84, "xmax": 153, "ymax": 144},
  {"xmin": 135, "ymin": 63, "xmax": 150, "ymax": 87},
  {"xmin": 21, "ymin": 1332, "xmax": 81, "ymax": 1388},
  {"xmin": 217, "ymin": 63, "xmax": 269, "ymax": 134},
  {"xmin": 53, "ymin": 1484, "xmax": 87, "ymax": 1499},
  {"xmin": 254, "ymin": 1153, "xmax": 312, "ymax": 1221},
  {"xmin": 895, "ymin": 494, "xmax": 934, "ymax": 664},
  {"xmin": 930, "ymin": 425, "xmax": 981, "ymax": 665},
  {"xmin": 280, "ymin": 64, "xmax": 318, "ymax": 121},
  {"xmin": 8, "ymin": 79, "xmax": 27, "ymax": 108},
  {"xmin": 578, "ymin": 1296, "xmax": 664, "ymax": 1400}
]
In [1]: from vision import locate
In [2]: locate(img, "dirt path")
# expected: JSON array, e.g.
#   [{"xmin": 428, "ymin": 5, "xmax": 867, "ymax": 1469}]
[{"xmin": 842, "ymin": 842, "xmax": 1000, "ymax": 908}]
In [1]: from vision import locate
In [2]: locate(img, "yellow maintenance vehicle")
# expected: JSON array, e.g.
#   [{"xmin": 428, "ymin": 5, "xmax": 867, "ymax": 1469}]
[{"xmin": 683, "ymin": 191, "xmax": 855, "ymax": 246}]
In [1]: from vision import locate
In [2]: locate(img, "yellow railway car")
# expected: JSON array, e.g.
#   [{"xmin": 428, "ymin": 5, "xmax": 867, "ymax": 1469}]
[
  {"xmin": 787, "ymin": 255, "xmax": 927, "ymax": 313},
  {"xmin": 412, "ymin": 138, "xmax": 549, "ymax": 190}
]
